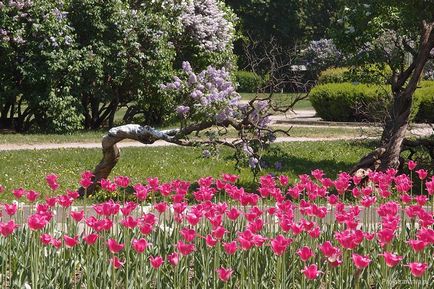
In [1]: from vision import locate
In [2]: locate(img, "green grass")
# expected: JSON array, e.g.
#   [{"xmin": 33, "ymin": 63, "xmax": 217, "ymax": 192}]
[
  {"xmin": 0, "ymin": 125, "xmax": 380, "ymax": 145},
  {"xmin": 240, "ymin": 93, "xmax": 312, "ymax": 110},
  {"xmin": 0, "ymin": 140, "xmax": 375, "ymax": 201},
  {"xmin": 0, "ymin": 130, "xmax": 107, "ymax": 144}
]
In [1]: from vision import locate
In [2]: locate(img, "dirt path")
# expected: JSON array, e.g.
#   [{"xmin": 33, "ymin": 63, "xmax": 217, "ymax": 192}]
[{"xmin": 0, "ymin": 136, "xmax": 377, "ymax": 151}]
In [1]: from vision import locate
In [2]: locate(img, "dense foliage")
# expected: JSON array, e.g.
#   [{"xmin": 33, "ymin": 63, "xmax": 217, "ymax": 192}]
[
  {"xmin": 310, "ymin": 83, "xmax": 390, "ymax": 122},
  {"xmin": 0, "ymin": 0, "xmax": 237, "ymax": 132},
  {"xmin": 311, "ymin": 81, "xmax": 434, "ymax": 123},
  {"xmin": 234, "ymin": 70, "xmax": 263, "ymax": 93}
]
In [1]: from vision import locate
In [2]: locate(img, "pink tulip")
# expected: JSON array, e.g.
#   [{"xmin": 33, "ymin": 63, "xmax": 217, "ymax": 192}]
[
  {"xmin": 352, "ymin": 253, "xmax": 371, "ymax": 269},
  {"xmin": 51, "ymin": 238, "xmax": 62, "ymax": 249},
  {"xmin": 40, "ymin": 233, "xmax": 52, "ymax": 245},
  {"xmin": 408, "ymin": 239, "xmax": 427, "ymax": 252},
  {"xmin": 149, "ymin": 256, "xmax": 164, "ymax": 269},
  {"xmin": 297, "ymin": 246, "xmax": 314, "ymax": 262},
  {"xmin": 270, "ymin": 235, "xmax": 292, "ymax": 256},
  {"xmin": 407, "ymin": 160, "xmax": 417, "ymax": 171},
  {"xmin": 46, "ymin": 173, "xmax": 59, "ymax": 191},
  {"xmin": 223, "ymin": 241, "xmax": 237, "ymax": 255},
  {"xmin": 177, "ymin": 240, "xmax": 195, "ymax": 255},
  {"xmin": 212, "ymin": 226, "xmax": 227, "ymax": 239},
  {"xmin": 180, "ymin": 227, "xmax": 196, "ymax": 242},
  {"xmin": 100, "ymin": 179, "xmax": 117, "ymax": 192},
  {"xmin": 114, "ymin": 176, "xmax": 130, "ymax": 188},
  {"xmin": 205, "ymin": 234, "xmax": 218, "ymax": 247},
  {"xmin": 83, "ymin": 233, "xmax": 99, "ymax": 245},
  {"xmin": 168, "ymin": 252, "xmax": 179, "ymax": 266},
  {"xmin": 406, "ymin": 262, "xmax": 428, "ymax": 277},
  {"xmin": 154, "ymin": 202, "xmax": 168, "ymax": 213},
  {"xmin": 111, "ymin": 256, "xmax": 125, "ymax": 269},
  {"xmin": 64, "ymin": 235, "xmax": 79, "ymax": 248},
  {"xmin": 120, "ymin": 216, "xmax": 138, "ymax": 229},
  {"xmin": 26, "ymin": 190, "xmax": 40, "ymax": 202},
  {"xmin": 79, "ymin": 171, "xmax": 94, "ymax": 188},
  {"xmin": 13, "ymin": 188, "xmax": 25, "ymax": 199},
  {"xmin": 0, "ymin": 220, "xmax": 18, "ymax": 237},
  {"xmin": 379, "ymin": 252, "xmax": 403, "ymax": 268},
  {"xmin": 216, "ymin": 267, "xmax": 233, "ymax": 282},
  {"xmin": 57, "ymin": 195, "xmax": 73, "ymax": 208},
  {"xmin": 107, "ymin": 239, "xmax": 124, "ymax": 253},
  {"xmin": 416, "ymin": 169, "xmax": 428, "ymax": 180},
  {"xmin": 133, "ymin": 183, "xmax": 148, "ymax": 201},
  {"xmin": 28, "ymin": 214, "xmax": 48, "ymax": 230},
  {"xmin": 132, "ymin": 238, "xmax": 150, "ymax": 253},
  {"xmin": 301, "ymin": 264, "xmax": 322, "ymax": 280},
  {"xmin": 70, "ymin": 210, "xmax": 84, "ymax": 222},
  {"xmin": 4, "ymin": 203, "xmax": 17, "ymax": 216}
]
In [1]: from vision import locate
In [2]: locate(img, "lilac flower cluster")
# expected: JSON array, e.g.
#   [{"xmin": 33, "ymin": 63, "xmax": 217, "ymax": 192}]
[
  {"xmin": 162, "ymin": 61, "xmax": 240, "ymax": 122},
  {"xmin": 180, "ymin": 0, "xmax": 234, "ymax": 52},
  {"xmin": 304, "ymin": 38, "xmax": 344, "ymax": 71}
]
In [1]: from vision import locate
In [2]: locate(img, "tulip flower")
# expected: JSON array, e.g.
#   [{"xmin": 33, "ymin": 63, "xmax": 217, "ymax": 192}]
[
  {"xmin": 352, "ymin": 253, "xmax": 371, "ymax": 269},
  {"xmin": 216, "ymin": 267, "xmax": 233, "ymax": 282},
  {"xmin": 4, "ymin": 203, "xmax": 17, "ymax": 216},
  {"xmin": 301, "ymin": 264, "xmax": 322, "ymax": 280},
  {"xmin": 107, "ymin": 239, "xmax": 124, "ymax": 254},
  {"xmin": 149, "ymin": 256, "xmax": 164, "ymax": 269},
  {"xmin": 223, "ymin": 241, "xmax": 237, "ymax": 255},
  {"xmin": 111, "ymin": 256, "xmax": 125, "ymax": 269},
  {"xmin": 379, "ymin": 252, "xmax": 403, "ymax": 268},
  {"xmin": 297, "ymin": 246, "xmax": 314, "ymax": 262},
  {"xmin": 28, "ymin": 214, "xmax": 48, "ymax": 230},
  {"xmin": 407, "ymin": 160, "xmax": 417, "ymax": 171},
  {"xmin": 177, "ymin": 240, "xmax": 195, "ymax": 256},
  {"xmin": 132, "ymin": 238, "xmax": 150, "ymax": 253},
  {"xmin": 168, "ymin": 252, "xmax": 179, "ymax": 266},
  {"xmin": 70, "ymin": 210, "xmax": 84, "ymax": 222},
  {"xmin": 406, "ymin": 262, "xmax": 428, "ymax": 277},
  {"xmin": 0, "ymin": 220, "xmax": 18, "ymax": 237},
  {"xmin": 45, "ymin": 173, "xmax": 59, "ymax": 191},
  {"xmin": 64, "ymin": 235, "xmax": 79, "ymax": 248},
  {"xmin": 83, "ymin": 233, "xmax": 99, "ymax": 245},
  {"xmin": 270, "ymin": 235, "xmax": 292, "ymax": 256}
]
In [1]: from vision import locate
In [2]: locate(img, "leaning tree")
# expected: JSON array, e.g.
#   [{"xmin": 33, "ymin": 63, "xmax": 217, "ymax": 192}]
[
  {"xmin": 332, "ymin": 1, "xmax": 434, "ymax": 173},
  {"xmin": 81, "ymin": 57, "xmax": 307, "ymax": 195}
]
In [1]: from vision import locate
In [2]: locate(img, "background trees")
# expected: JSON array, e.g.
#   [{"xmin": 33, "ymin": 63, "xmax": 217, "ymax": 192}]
[
  {"xmin": 330, "ymin": 0, "xmax": 434, "ymax": 172},
  {"xmin": 0, "ymin": 0, "xmax": 237, "ymax": 133}
]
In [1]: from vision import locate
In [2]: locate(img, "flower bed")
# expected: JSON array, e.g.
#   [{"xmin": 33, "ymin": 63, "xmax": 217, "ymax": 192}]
[{"xmin": 0, "ymin": 165, "xmax": 433, "ymax": 288}]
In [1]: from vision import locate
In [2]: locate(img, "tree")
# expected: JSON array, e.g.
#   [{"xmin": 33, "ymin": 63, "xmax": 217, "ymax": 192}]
[
  {"xmin": 331, "ymin": 1, "xmax": 434, "ymax": 173},
  {"xmin": 81, "ymin": 39, "xmax": 309, "ymax": 195},
  {"xmin": 225, "ymin": 0, "xmax": 341, "ymax": 67}
]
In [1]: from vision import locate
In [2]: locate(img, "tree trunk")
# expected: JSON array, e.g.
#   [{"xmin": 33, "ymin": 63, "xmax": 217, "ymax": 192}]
[
  {"xmin": 352, "ymin": 21, "xmax": 434, "ymax": 174},
  {"xmin": 78, "ymin": 124, "xmax": 178, "ymax": 195}
]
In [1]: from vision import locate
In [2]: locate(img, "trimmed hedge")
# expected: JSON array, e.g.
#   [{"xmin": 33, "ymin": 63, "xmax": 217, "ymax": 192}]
[
  {"xmin": 318, "ymin": 65, "xmax": 392, "ymax": 85},
  {"xmin": 317, "ymin": 67, "xmax": 351, "ymax": 84},
  {"xmin": 310, "ymin": 81, "xmax": 434, "ymax": 123},
  {"xmin": 415, "ymin": 83, "xmax": 434, "ymax": 123},
  {"xmin": 310, "ymin": 83, "xmax": 391, "ymax": 122},
  {"xmin": 235, "ymin": 71, "xmax": 263, "ymax": 93}
]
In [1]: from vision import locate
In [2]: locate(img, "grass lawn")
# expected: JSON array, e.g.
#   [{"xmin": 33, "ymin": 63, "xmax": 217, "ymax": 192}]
[
  {"xmin": 0, "ymin": 140, "xmax": 375, "ymax": 201},
  {"xmin": 0, "ymin": 126, "xmax": 380, "ymax": 145},
  {"xmin": 240, "ymin": 93, "xmax": 312, "ymax": 110}
]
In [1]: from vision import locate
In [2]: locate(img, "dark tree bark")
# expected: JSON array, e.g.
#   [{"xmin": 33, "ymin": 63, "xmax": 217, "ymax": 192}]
[{"xmin": 352, "ymin": 21, "xmax": 434, "ymax": 174}]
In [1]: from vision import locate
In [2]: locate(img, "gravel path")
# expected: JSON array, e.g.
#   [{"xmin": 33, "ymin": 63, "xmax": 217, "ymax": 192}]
[{"xmin": 0, "ymin": 136, "xmax": 376, "ymax": 151}]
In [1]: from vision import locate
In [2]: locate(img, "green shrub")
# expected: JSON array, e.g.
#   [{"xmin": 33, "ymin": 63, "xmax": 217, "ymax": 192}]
[
  {"xmin": 310, "ymin": 83, "xmax": 391, "ymax": 122},
  {"xmin": 415, "ymin": 82, "xmax": 434, "ymax": 123},
  {"xmin": 317, "ymin": 67, "xmax": 351, "ymax": 84},
  {"xmin": 235, "ymin": 71, "xmax": 263, "ymax": 93},
  {"xmin": 318, "ymin": 65, "xmax": 392, "ymax": 85}
]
